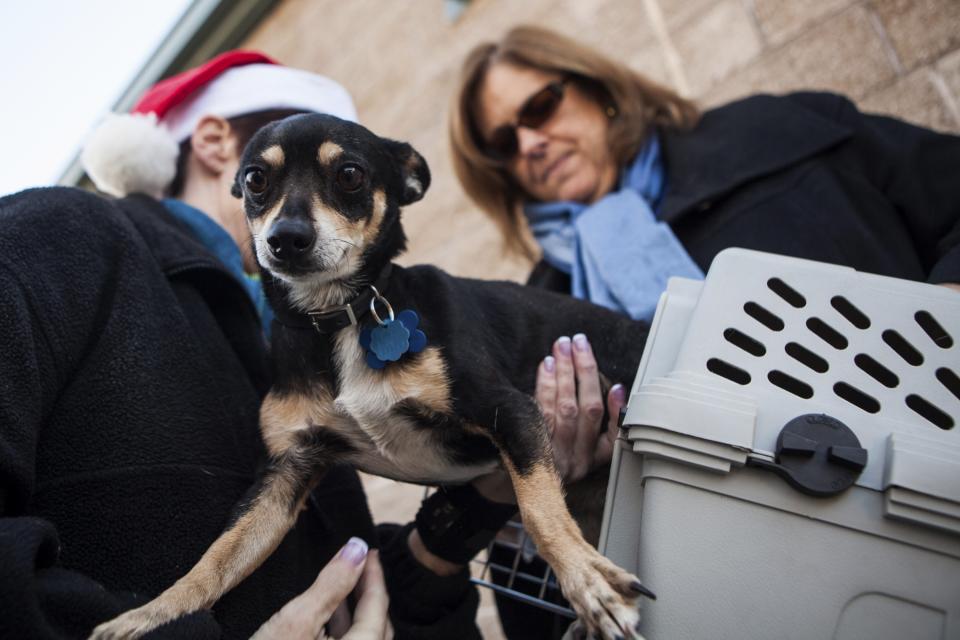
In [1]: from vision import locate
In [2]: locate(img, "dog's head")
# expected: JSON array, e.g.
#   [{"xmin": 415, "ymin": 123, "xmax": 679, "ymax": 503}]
[{"xmin": 232, "ymin": 113, "xmax": 429, "ymax": 295}]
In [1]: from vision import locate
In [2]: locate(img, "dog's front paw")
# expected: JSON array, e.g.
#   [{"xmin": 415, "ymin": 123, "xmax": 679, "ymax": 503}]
[
  {"xmin": 558, "ymin": 549, "xmax": 653, "ymax": 640},
  {"xmin": 88, "ymin": 606, "xmax": 166, "ymax": 640}
]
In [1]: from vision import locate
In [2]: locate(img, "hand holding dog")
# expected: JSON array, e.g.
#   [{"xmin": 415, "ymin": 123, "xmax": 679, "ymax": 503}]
[
  {"xmin": 252, "ymin": 538, "xmax": 388, "ymax": 640},
  {"xmin": 469, "ymin": 333, "xmax": 625, "ymax": 504},
  {"xmin": 537, "ymin": 334, "xmax": 626, "ymax": 483},
  {"xmin": 471, "ymin": 333, "xmax": 625, "ymax": 503}
]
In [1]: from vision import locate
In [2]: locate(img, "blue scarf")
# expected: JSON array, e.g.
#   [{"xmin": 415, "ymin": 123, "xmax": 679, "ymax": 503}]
[
  {"xmin": 523, "ymin": 135, "xmax": 703, "ymax": 320},
  {"xmin": 163, "ymin": 199, "xmax": 274, "ymax": 336}
]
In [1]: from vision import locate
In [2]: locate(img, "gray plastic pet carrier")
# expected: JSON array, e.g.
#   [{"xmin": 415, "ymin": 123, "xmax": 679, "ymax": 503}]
[{"xmin": 600, "ymin": 248, "xmax": 960, "ymax": 640}]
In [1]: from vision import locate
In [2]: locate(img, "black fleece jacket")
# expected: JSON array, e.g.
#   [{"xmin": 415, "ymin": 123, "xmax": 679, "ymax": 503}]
[{"xmin": 0, "ymin": 189, "xmax": 377, "ymax": 639}]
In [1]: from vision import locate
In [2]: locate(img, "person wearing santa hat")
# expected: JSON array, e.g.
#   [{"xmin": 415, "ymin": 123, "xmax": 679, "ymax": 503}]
[
  {"xmin": 0, "ymin": 51, "xmax": 485, "ymax": 640},
  {"xmin": 81, "ymin": 49, "xmax": 360, "ymax": 336}
]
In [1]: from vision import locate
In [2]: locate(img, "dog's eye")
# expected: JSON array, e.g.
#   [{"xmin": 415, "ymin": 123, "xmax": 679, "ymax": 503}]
[
  {"xmin": 244, "ymin": 168, "xmax": 268, "ymax": 195},
  {"xmin": 336, "ymin": 164, "xmax": 364, "ymax": 192}
]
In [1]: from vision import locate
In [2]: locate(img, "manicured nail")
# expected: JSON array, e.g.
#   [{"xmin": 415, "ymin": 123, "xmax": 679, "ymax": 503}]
[
  {"xmin": 572, "ymin": 333, "xmax": 588, "ymax": 352},
  {"xmin": 544, "ymin": 356, "xmax": 556, "ymax": 372},
  {"xmin": 340, "ymin": 537, "xmax": 368, "ymax": 565},
  {"xmin": 557, "ymin": 336, "xmax": 571, "ymax": 356},
  {"xmin": 611, "ymin": 383, "xmax": 625, "ymax": 403}
]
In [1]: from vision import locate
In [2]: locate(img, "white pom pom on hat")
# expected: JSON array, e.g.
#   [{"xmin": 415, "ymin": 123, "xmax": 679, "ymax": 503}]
[
  {"xmin": 82, "ymin": 112, "xmax": 180, "ymax": 198},
  {"xmin": 81, "ymin": 50, "xmax": 357, "ymax": 198}
]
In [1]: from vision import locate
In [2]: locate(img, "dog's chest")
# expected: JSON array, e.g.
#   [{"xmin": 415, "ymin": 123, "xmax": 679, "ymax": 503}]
[{"xmin": 328, "ymin": 329, "xmax": 497, "ymax": 483}]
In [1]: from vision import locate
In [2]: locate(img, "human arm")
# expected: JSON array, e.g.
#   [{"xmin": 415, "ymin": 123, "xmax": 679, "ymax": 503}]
[
  {"xmin": 0, "ymin": 261, "xmax": 225, "ymax": 639},
  {"xmin": 868, "ymin": 112, "xmax": 960, "ymax": 287},
  {"xmin": 377, "ymin": 522, "xmax": 486, "ymax": 640},
  {"xmin": 1, "ymin": 255, "xmax": 384, "ymax": 640},
  {"xmin": 796, "ymin": 93, "xmax": 960, "ymax": 286}
]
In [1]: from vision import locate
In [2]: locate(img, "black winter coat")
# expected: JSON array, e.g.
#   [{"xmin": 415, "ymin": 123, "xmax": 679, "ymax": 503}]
[
  {"xmin": 529, "ymin": 92, "xmax": 960, "ymax": 291},
  {"xmin": 0, "ymin": 189, "xmax": 375, "ymax": 639}
]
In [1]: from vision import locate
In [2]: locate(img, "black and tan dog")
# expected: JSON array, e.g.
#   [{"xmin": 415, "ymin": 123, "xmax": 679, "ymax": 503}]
[{"xmin": 91, "ymin": 114, "xmax": 651, "ymax": 640}]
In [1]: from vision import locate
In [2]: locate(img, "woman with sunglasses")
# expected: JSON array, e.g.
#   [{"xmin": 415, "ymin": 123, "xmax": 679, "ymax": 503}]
[
  {"xmin": 451, "ymin": 26, "xmax": 959, "ymax": 305},
  {"xmin": 437, "ymin": 23, "xmax": 960, "ymax": 640}
]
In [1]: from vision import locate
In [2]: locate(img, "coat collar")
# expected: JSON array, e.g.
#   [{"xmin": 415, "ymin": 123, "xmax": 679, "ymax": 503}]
[
  {"xmin": 116, "ymin": 194, "xmax": 230, "ymax": 275},
  {"xmin": 113, "ymin": 194, "xmax": 271, "ymax": 393},
  {"xmin": 657, "ymin": 94, "xmax": 852, "ymax": 224}
]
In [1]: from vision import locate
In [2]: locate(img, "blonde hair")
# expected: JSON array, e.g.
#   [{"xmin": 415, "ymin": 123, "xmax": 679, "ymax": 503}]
[{"xmin": 450, "ymin": 25, "xmax": 699, "ymax": 258}]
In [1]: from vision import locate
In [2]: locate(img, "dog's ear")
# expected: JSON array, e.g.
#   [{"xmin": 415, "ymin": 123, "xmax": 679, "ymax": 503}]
[
  {"xmin": 386, "ymin": 140, "xmax": 431, "ymax": 205},
  {"xmin": 230, "ymin": 177, "xmax": 242, "ymax": 199}
]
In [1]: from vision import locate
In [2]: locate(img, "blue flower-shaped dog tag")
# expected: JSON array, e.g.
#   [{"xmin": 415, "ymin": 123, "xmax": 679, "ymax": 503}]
[
  {"xmin": 397, "ymin": 310, "xmax": 427, "ymax": 353},
  {"xmin": 360, "ymin": 309, "xmax": 427, "ymax": 369},
  {"xmin": 371, "ymin": 319, "xmax": 409, "ymax": 362}
]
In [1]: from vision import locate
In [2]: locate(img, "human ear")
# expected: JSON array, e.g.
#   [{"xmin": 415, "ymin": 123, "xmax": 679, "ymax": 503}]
[{"xmin": 189, "ymin": 115, "xmax": 236, "ymax": 177}]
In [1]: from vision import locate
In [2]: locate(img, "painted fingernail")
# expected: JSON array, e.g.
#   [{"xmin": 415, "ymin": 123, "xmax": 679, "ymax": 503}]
[
  {"xmin": 340, "ymin": 537, "xmax": 368, "ymax": 565},
  {"xmin": 573, "ymin": 333, "xmax": 588, "ymax": 352},
  {"xmin": 611, "ymin": 383, "xmax": 626, "ymax": 403},
  {"xmin": 630, "ymin": 580, "xmax": 656, "ymax": 600},
  {"xmin": 544, "ymin": 356, "xmax": 556, "ymax": 372},
  {"xmin": 557, "ymin": 336, "xmax": 571, "ymax": 355}
]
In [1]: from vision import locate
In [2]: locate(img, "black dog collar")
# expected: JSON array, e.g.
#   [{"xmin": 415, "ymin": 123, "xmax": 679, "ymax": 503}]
[{"xmin": 274, "ymin": 264, "xmax": 393, "ymax": 334}]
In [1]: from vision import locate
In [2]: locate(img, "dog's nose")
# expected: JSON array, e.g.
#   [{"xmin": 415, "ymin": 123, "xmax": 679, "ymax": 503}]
[{"xmin": 267, "ymin": 219, "xmax": 316, "ymax": 260}]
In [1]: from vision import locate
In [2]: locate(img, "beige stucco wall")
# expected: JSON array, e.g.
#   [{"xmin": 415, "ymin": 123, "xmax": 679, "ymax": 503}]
[{"xmin": 243, "ymin": 0, "xmax": 960, "ymax": 283}]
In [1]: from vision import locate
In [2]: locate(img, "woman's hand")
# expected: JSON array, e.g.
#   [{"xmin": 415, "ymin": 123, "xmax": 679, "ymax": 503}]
[
  {"xmin": 252, "ymin": 537, "xmax": 388, "ymax": 640},
  {"xmin": 536, "ymin": 334, "xmax": 626, "ymax": 483},
  {"xmin": 470, "ymin": 333, "xmax": 627, "ymax": 503}
]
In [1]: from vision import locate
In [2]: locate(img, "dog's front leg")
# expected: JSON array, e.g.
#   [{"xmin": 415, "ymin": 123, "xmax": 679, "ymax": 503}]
[
  {"xmin": 89, "ymin": 426, "xmax": 353, "ymax": 640},
  {"xmin": 488, "ymin": 391, "xmax": 649, "ymax": 640}
]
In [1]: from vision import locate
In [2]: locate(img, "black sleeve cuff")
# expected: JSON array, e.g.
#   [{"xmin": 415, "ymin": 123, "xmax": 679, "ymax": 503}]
[
  {"xmin": 414, "ymin": 484, "xmax": 518, "ymax": 565},
  {"xmin": 377, "ymin": 523, "xmax": 482, "ymax": 640}
]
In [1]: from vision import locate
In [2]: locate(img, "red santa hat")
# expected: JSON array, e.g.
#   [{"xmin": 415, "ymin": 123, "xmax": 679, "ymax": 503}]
[{"xmin": 81, "ymin": 50, "xmax": 357, "ymax": 198}]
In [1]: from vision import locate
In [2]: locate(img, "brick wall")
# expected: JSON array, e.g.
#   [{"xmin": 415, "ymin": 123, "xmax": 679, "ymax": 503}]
[{"xmin": 243, "ymin": 0, "xmax": 960, "ymax": 282}]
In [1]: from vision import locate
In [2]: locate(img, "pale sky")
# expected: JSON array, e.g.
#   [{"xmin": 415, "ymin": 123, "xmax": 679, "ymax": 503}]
[{"xmin": 0, "ymin": 1, "xmax": 191, "ymax": 196}]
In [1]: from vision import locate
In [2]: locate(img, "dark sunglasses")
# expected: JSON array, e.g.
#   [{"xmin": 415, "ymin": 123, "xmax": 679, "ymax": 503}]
[{"xmin": 482, "ymin": 78, "xmax": 569, "ymax": 161}]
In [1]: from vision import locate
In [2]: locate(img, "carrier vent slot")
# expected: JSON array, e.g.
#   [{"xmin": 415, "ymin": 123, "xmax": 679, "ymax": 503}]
[
  {"xmin": 937, "ymin": 368, "xmax": 960, "ymax": 401},
  {"xmin": 707, "ymin": 358, "xmax": 751, "ymax": 385},
  {"xmin": 767, "ymin": 277, "xmax": 806, "ymax": 308},
  {"xmin": 723, "ymin": 328, "xmax": 766, "ymax": 357},
  {"xmin": 806, "ymin": 317, "xmax": 848, "ymax": 350},
  {"xmin": 882, "ymin": 330, "xmax": 923, "ymax": 366},
  {"xmin": 854, "ymin": 354, "xmax": 899, "ymax": 388},
  {"xmin": 785, "ymin": 342, "xmax": 829, "ymax": 373},
  {"xmin": 905, "ymin": 394, "xmax": 954, "ymax": 430},
  {"xmin": 830, "ymin": 296, "xmax": 870, "ymax": 329},
  {"xmin": 834, "ymin": 382, "xmax": 880, "ymax": 414},
  {"xmin": 915, "ymin": 310, "xmax": 953, "ymax": 349},
  {"xmin": 744, "ymin": 302, "xmax": 784, "ymax": 331},
  {"xmin": 768, "ymin": 370, "xmax": 813, "ymax": 399}
]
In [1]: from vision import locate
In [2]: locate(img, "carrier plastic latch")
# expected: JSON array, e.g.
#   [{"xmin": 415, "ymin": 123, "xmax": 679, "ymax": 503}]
[{"xmin": 749, "ymin": 414, "xmax": 867, "ymax": 497}]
